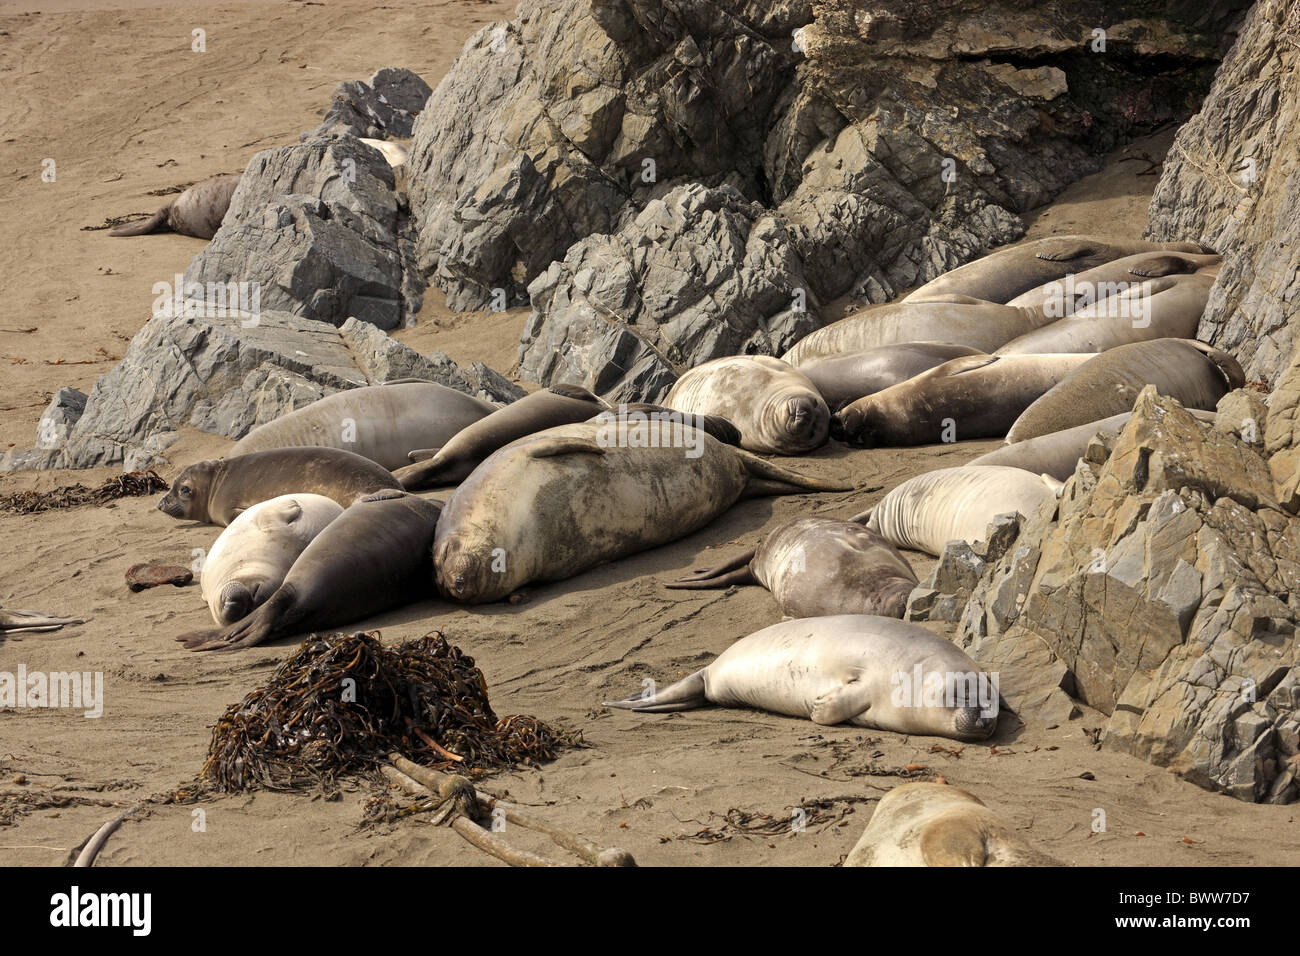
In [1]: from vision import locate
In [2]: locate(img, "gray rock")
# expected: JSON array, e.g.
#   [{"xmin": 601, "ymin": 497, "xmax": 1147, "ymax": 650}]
[{"xmin": 308, "ymin": 67, "xmax": 433, "ymax": 140}]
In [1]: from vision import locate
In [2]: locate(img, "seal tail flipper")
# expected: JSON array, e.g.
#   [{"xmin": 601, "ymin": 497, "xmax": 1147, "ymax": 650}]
[
  {"xmin": 407, "ymin": 448, "xmax": 440, "ymax": 463},
  {"xmin": 1186, "ymin": 340, "xmax": 1246, "ymax": 390},
  {"xmin": 392, "ymin": 457, "xmax": 449, "ymax": 491},
  {"xmin": 666, "ymin": 549, "xmax": 757, "ymax": 590},
  {"xmin": 603, "ymin": 669, "xmax": 709, "ymax": 712},
  {"xmin": 107, "ymin": 206, "xmax": 170, "ymax": 237},
  {"xmin": 0, "ymin": 608, "xmax": 86, "ymax": 632},
  {"xmin": 738, "ymin": 453, "xmax": 851, "ymax": 497}
]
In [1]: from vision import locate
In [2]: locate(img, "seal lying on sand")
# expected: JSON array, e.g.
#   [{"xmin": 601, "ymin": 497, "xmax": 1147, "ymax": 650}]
[
  {"xmin": 854, "ymin": 465, "xmax": 1061, "ymax": 557},
  {"xmin": 108, "ymin": 174, "xmax": 242, "ymax": 239},
  {"xmin": 177, "ymin": 491, "xmax": 442, "ymax": 651},
  {"xmin": 200, "ymin": 493, "xmax": 343, "ymax": 625},
  {"xmin": 433, "ymin": 418, "xmax": 848, "ymax": 604},
  {"xmin": 796, "ymin": 343, "xmax": 986, "ymax": 411},
  {"xmin": 157, "ymin": 446, "xmax": 401, "ymax": 525},
  {"xmin": 844, "ymin": 782, "xmax": 1061, "ymax": 866},
  {"xmin": 832, "ymin": 353, "xmax": 1093, "ymax": 447},
  {"xmin": 781, "ymin": 297, "xmax": 1048, "ymax": 366},
  {"xmin": 395, "ymin": 385, "xmax": 607, "ymax": 490},
  {"xmin": 903, "ymin": 235, "xmax": 1206, "ymax": 304},
  {"xmin": 1005, "ymin": 251, "xmax": 1221, "ymax": 320},
  {"xmin": 605, "ymin": 615, "xmax": 998, "ymax": 741},
  {"xmin": 663, "ymin": 356, "xmax": 829, "ymax": 455},
  {"xmin": 667, "ymin": 518, "xmax": 917, "ymax": 618},
  {"xmin": 0, "ymin": 607, "xmax": 85, "ymax": 633},
  {"xmin": 232, "ymin": 382, "xmax": 496, "ymax": 471},
  {"xmin": 1005, "ymin": 338, "xmax": 1244, "ymax": 443}
]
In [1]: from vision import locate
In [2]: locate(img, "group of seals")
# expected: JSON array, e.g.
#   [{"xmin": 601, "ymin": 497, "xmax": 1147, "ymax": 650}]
[
  {"xmin": 796, "ymin": 343, "xmax": 984, "ymax": 412},
  {"xmin": 663, "ymin": 356, "xmax": 830, "ymax": 455},
  {"xmin": 667, "ymin": 518, "xmax": 918, "ymax": 618},
  {"xmin": 605, "ymin": 615, "xmax": 998, "ymax": 741}
]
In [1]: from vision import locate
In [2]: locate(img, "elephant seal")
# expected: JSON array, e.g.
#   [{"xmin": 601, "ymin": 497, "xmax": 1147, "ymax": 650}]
[
  {"xmin": 667, "ymin": 517, "xmax": 917, "ymax": 618},
  {"xmin": 832, "ymin": 353, "xmax": 1093, "ymax": 447},
  {"xmin": 1005, "ymin": 251, "xmax": 1221, "ymax": 320},
  {"xmin": 796, "ymin": 343, "xmax": 986, "ymax": 411},
  {"xmin": 663, "ymin": 356, "xmax": 829, "ymax": 455},
  {"xmin": 232, "ymin": 382, "xmax": 496, "ymax": 471},
  {"xmin": 968, "ymin": 409, "xmax": 1216, "ymax": 480},
  {"xmin": 394, "ymin": 384, "xmax": 607, "ymax": 490},
  {"xmin": 844, "ymin": 782, "xmax": 1060, "ymax": 867},
  {"xmin": 781, "ymin": 298, "xmax": 1047, "ymax": 366},
  {"xmin": 157, "ymin": 446, "xmax": 402, "ymax": 525},
  {"xmin": 433, "ymin": 418, "xmax": 849, "ymax": 604},
  {"xmin": 592, "ymin": 403, "xmax": 743, "ymax": 448},
  {"xmin": 854, "ymin": 465, "xmax": 1061, "ymax": 557},
  {"xmin": 994, "ymin": 271, "xmax": 1216, "ymax": 355},
  {"xmin": 177, "ymin": 490, "xmax": 442, "ymax": 651},
  {"xmin": 903, "ymin": 235, "xmax": 1206, "ymax": 304},
  {"xmin": 199, "ymin": 493, "xmax": 343, "ymax": 625},
  {"xmin": 1005, "ymin": 338, "xmax": 1244, "ymax": 443},
  {"xmin": 358, "ymin": 137, "xmax": 409, "ymax": 167},
  {"xmin": 604, "ymin": 615, "xmax": 998, "ymax": 741},
  {"xmin": 108, "ymin": 174, "xmax": 241, "ymax": 239},
  {"xmin": 0, "ymin": 607, "xmax": 85, "ymax": 633}
]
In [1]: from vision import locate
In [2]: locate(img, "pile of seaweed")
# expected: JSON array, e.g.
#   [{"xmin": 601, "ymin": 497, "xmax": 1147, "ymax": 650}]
[
  {"xmin": 0, "ymin": 470, "xmax": 168, "ymax": 515},
  {"xmin": 202, "ymin": 631, "xmax": 578, "ymax": 792}
]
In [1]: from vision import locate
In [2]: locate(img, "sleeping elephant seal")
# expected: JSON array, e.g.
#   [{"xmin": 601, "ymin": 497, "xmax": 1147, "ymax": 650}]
[
  {"xmin": 968, "ymin": 409, "xmax": 1217, "ymax": 480},
  {"xmin": 200, "ymin": 493, "xmax": 343, "ymax": 625},
  {"xmin": 994, "ymin": 270, "xmax": 1217, "ymax": 355},
  {"xmin": 395, "ymin": 384, "xmax": 607, "ymax": 490},
  {"xmin": 1005, "ymin": 250, "xmax": 1221, "ymax": 320},
  {"xmin": 663, "ymin": 356, "xmax": 829, "ymax": 455},
  {"xmin": 854, "ymin": 465, "xmax": 1061, "ymax": 557},
  {"xmin": 232, "ymin": 382, "xmax": 496, "ymax": 471},
  {"xmin": 177, "ymin": 491, "xmax": 442, "ymax": 651},
  {"xmin": 903, "ymin": 235, "xmax": 1206, "ymax": 304},
  {"xmin": 157, "ymin": 446, "xmax": 402, "ymax": 525},
  {"xmin": 844, "ymin": 782, "xmax": 1060, "ymax": 866},
  {"xmin": 591, "ymin": 403, "xmax": 743, "ymax": 448},
  {"xmin": 832, "ymin": 353, "xmax": 1093, "ymax": 447},
  {"xmin": 781, "ymin": 298, "xmax": 1047, "ymax": 366},
  {"xmin": 1005, "ymin": 338, "xmax": 1244, "ymax": 443},
  {"xmin": 108, "ymin": 174, "xmax": 241, "ymax": 239},
  {"xmin": 796, "ymin": 343, "xmax": 986, "ymax": 411},
  {"xmin": 604, "ymin": 615, "xmax": 998, "ymax": 741},
  {"xmin": 433, "ymin": 418, "xmax": 849, "ymax": 604},
  {"xmin": 667, "ymin": 517, "xmax": 918, "ymax": 618}
]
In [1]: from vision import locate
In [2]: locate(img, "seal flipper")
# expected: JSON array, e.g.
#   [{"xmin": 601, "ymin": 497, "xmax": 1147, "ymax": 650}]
[
  {"xmin": 604, "ymin": 669, "xmax": 709, "ymax": 712},
  {"xmin": 0, "ymin": 608, "xmax": 86, "ymax": 632},
  {"xmin": 107, "ymin": 206, "xmax": 171, "ymax": 237},
  {"xmin": 810, "ymin": 673, "xmax": 872, "ymax": 725},
  {"xmin": 407, "ymin": 447, "xmax": 440, "ymax": 463},
  {"xmin": 739, "ymin": 452, "xmax": 851, "ymax": 498},
  {"xmin": 666, "ymin": 549, "xmax": 757, "ymax": 590},
  {"xmin": 1035, "ymin": 239, "xmax": 1100, "ymax": 262},
  {"xmin": 526, "ymin": 437, "xmax": 606, "ymax": 459},
  {"xmin": 1128, "ymin": 255, "xmax": 1195, "ymax": 278},
  {"xmin": 179, "ymin": 587, "xmax": 292, "ymax": 651}
]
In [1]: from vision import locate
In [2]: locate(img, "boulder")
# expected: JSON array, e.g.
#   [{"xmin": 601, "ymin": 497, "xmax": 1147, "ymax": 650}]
[{"xmin": 307, "ymin": 67, "xmax": 433, "ymax": 140}]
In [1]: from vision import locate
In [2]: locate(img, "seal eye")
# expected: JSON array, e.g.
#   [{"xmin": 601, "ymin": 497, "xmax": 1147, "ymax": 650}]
[{"xmin": 179, "ymin": 485, "xmax": 192, "ymax": 498}]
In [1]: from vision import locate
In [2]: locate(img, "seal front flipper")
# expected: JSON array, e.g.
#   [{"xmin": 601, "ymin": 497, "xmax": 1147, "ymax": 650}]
[
  {"xmin": 526, "ymin": 437, "xmax": 606, "ymax": 459},
  {"xmin": 666, "ymin": 549, "xmax": 758, "ymax": 590},
  {"xmin": 1035, "ymin": 239, "xmax": 1100, "ymax": 262},
  {"xmin": 810, "ymin": 675, "xmax": 872, "ymax": 725},
  {"xmin": 604, "ymin": 670, "xmax": 709, "ymax": 712},
  {"xmin": 407, "ymin": 448, "xmax": 440, "ymax": 463},
  {"xmin": 107, "ymin": 206, "xmax": 171, "ymax": 237}
]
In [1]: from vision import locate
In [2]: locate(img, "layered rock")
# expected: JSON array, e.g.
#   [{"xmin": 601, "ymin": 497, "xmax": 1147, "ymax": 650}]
[
  {"xmin": 951, "ymin": 385, "xmax": 1299, "ymax": 803},
  {"xmin": 1145, "ymin": 0, "xmax": 1300, "ymax": 387},
  {"xmin": 307, "ymin": 67, "xmax": 432, "ymax": 140}
]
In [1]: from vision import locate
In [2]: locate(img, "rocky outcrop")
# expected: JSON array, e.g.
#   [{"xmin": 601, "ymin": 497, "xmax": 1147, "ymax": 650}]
[
  {"xmin": 905, "ymin": 513, "xmax": 1022, "ymax": 624},
  {"xmin": 307, "ymin": 67, "xmax": 432, "ymax": 140},
  {"xmin": 0, "ymin": 311, "xmax": 518, "ymax": 472},
  {"xmin": 952, "ymin": 385, "xmax": 1299, "ymax": 804},
  {"xmin": 1145, "ymin": 0, "xmax": 1300, "ymax": 387}
]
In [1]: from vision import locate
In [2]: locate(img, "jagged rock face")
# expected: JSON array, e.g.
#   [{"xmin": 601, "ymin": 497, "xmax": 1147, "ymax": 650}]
[
  {"xmin": 956, "ymin": 385, "xmax": 1299, "ymax": 804},
  {"xmin": 412, "ymin": 0, "xmax": 1244, "ymax": 398},
  {"xmin": 308, "ymin": 66, "xmax": 433, "ymax": 140},
  {"xmin": 0, "ymin": 312, "xmax": 519, "ymax": 472},
  {"xmin": 1145, "ymin": 0, "xmax": 1300, "ymax": 387}
]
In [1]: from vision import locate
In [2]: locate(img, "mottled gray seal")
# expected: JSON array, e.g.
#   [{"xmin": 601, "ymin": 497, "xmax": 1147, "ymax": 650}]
[
  {"xmin": 433, "ymin": 418, "xmax": 848, "ymax": 604},
  {"xmin": 395, "ymin": 384, "xmax": 607, "ymax": 490},
  {"xmin": 1005, "ymin": 338, "xmax": 1244, "ymax": 443},
  {"xmin": 663, "ymin": 356, "xmax": 829, "ymax": 455},
  {"xmin": 832, "ymin": 353, "xmax": 1093, "ymax": 447},
  {"xmin": 1005, "ymin": 251, "xmax": 1222, "ymax": 320},
  {"xmin": 108, "ymin": 174, "xmax": 241, "ymax": 239},
  {"xmin": 232, "ymin": 382, "xmax": 496, "ymax": 471},
  {"xmin": 854, "ymin": 465, "xmax": 1061, "ymax": 557},
  {"xmin": 604, "ymin": 615, "xmax": 998, "ymax": 741},
  {"xmin": 781, "ymin": 297, "xmax": 1047, "ymax": 366},
  {"xmin": 994, "ymin": 270, "xmax": 1217, "ymax": 355},
  {"xmin": 157, "ymin": 446, "xmax": 402, "ymax": 525},
  {"xmin": 797, "ymin": 343, "xmax": 986, "ymax": 412},
  {"xmin": 667, "ymin": 517, "xmax": 917, "ymax": 618},
  {"xmin": 176, "ymin": 490, "xmax": 442, "ymax": 651},
  {"xmin": 904, "ymin": 235, "xmax": 1206, "ymax": 304},
  {"xmin": 199, "ymin": 493, "xmax": 343, "ymax": 625},
  {"xmin": 844, "ymin": 782, "xmax": 1061, "ymax": 866}
]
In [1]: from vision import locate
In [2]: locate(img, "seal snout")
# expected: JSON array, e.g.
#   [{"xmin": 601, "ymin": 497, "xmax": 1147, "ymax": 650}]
[{"xmin": 954, "ymin": 707, "xmax": 998, "ymax": 740}]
